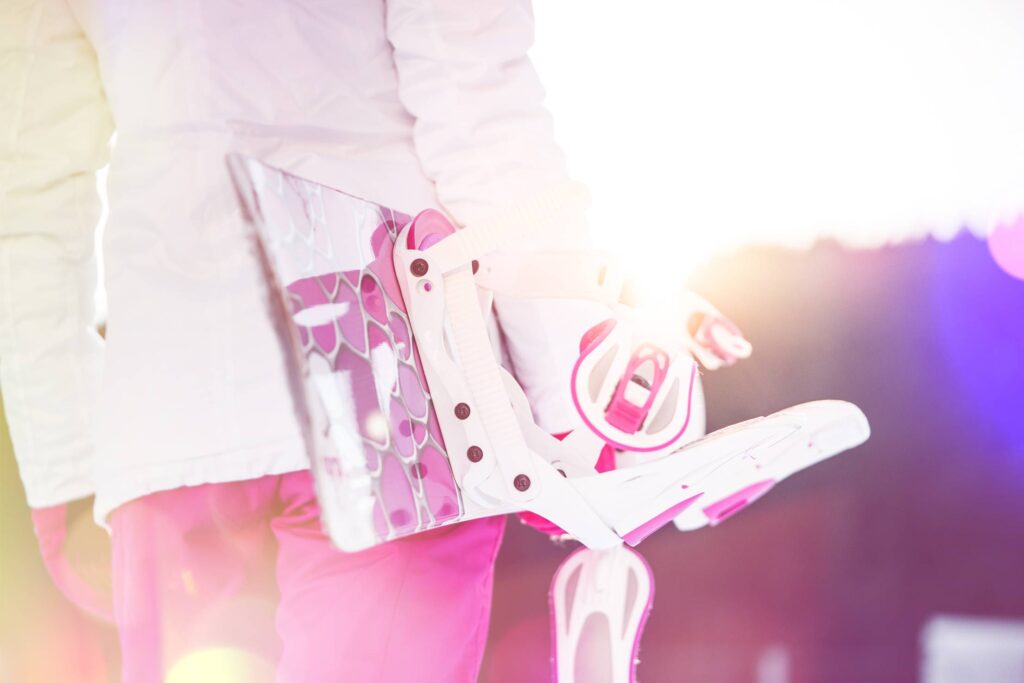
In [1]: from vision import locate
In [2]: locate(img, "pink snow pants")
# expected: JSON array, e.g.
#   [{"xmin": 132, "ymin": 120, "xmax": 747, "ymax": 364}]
[{"xmin": 108, "ymin": 471, "xmax": 505, "ymax": 682}]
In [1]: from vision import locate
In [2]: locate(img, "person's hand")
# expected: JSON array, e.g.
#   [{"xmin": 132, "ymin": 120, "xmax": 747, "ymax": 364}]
[{"xmin": 30, "ymin": 497, "xmax": 113, "ymax": 621}]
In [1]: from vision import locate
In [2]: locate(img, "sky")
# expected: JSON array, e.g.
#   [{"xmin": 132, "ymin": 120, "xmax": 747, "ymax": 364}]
[{"xmin": 530, "ymin": 0, "xmax": 1024, "ymax": 282}]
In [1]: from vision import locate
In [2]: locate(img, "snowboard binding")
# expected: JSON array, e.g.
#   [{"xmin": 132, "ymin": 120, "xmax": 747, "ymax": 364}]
[{"xmin": 228, "ymin": 154, "xmax": 869, "ymax": 553}]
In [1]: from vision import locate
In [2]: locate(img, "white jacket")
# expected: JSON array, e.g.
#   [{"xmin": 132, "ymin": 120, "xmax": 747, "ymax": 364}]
[{"xmin": 0, "ymin": 0, "xmax": 589, "ymax": 521}]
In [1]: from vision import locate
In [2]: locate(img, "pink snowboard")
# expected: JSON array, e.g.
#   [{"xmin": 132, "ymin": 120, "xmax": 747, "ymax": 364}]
[{"xmin": 229, "ymin": 155, "xmax": 463, "ymax": 551}]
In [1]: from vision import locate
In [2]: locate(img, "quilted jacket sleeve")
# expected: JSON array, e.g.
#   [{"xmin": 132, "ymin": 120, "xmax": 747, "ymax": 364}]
[
  {"xmin": 386, "ymin": 0, "xmax": 604, "ymax": 431},
  {"xmin": 0, "ymin": 0, "xmax": 113, "ymax": 507}
]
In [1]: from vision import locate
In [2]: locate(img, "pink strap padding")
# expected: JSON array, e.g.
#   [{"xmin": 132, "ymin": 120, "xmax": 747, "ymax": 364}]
[
  {"xmin": 621, "ymin": 492, "xmax": 703, "ymax": 547},
  {"xmin": 703, "ymin": 478, "xmax": 776, "ymax": 526}
]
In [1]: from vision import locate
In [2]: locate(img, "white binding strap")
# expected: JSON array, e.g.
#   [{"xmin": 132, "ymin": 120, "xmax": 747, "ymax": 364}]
[
  {"xmin": 426, "ymin": 183, "xmax": 591, "ymax": 274},
  {"xmin": 443, "ymin": 265, "xmax": 542, "ymax": 501}
]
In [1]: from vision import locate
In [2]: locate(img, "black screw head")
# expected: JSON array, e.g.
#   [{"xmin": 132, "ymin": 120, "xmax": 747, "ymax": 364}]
[
  {"xmin": 410, "ymin": 258, "xmax": 429, "ymax": 277},
  {"xmin": 513, "ymin": 474, "xmax": 531, "ymax": 491},
  {"xmin": 467, "ymin": 446, "xmax": 483, "ymax": 462},
  {"xmin": 454, "ymin": 403, "xmax": 471, "ymax": 420},
  {"xmin": 471, "ymin": 259, "xmax": 480, "ymax": 274}
]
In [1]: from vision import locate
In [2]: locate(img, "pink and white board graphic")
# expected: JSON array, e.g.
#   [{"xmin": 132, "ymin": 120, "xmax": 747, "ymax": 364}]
[{"xmin": 228, "ymin": 155, "xmax": 462, "ymax": 551}]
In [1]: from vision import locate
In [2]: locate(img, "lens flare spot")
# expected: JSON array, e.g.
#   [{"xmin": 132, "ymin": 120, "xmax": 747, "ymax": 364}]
[
  {"xmin": 988, "ymin": 215, "xmax": 1024, "ymax": 281},
  {"xmin": 166, "ymin": 648, "xmax": 274, "ymax": 683},
  {"xmin": 363, "ymin": 410, "xmax": 389, "ymax": 444}
]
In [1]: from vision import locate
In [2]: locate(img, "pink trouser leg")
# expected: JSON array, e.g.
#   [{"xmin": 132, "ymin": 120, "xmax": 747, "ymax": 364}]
[
  {"xmin": 273, "ymin": 471, "xmax": 506, "ymax": 683},
  {"xmin": 110, "ymin": 476, "xmax": 283, "ymax": 682},
  {"xmin": 110, "ymin": 472, "xmax": 505, "ymax": 682}
]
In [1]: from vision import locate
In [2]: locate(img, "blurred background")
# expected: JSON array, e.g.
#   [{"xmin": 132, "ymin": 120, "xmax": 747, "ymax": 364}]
[
  {"xmin": 481, "ymin": 234, "xmax": 1024, "ymax": 682},
  {"xmin": 2, "ymin": 0, "xmax": 1023, "ymax": 681}
]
